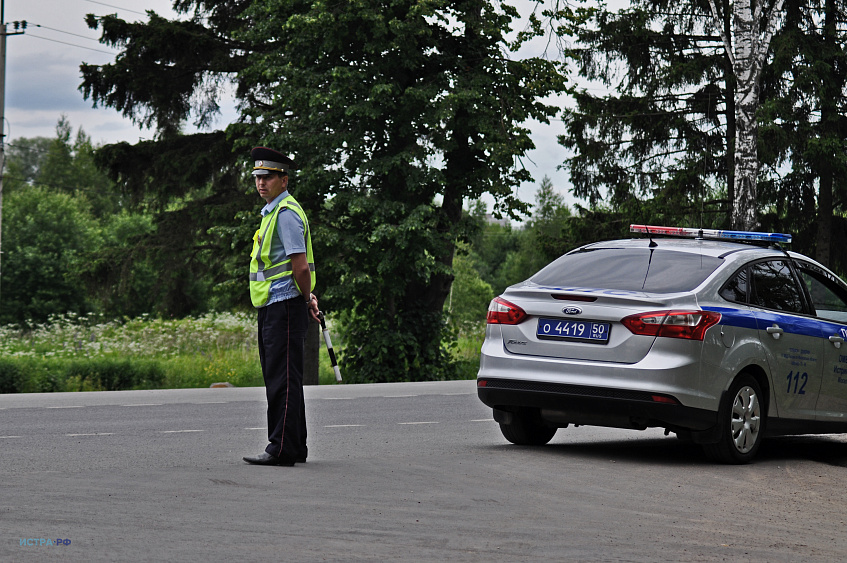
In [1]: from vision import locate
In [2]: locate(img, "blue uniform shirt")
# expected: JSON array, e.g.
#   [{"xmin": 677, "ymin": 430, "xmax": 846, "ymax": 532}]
[{"xmin": 260, "ymin": 191, "xmax": 307, "ymax": 306}]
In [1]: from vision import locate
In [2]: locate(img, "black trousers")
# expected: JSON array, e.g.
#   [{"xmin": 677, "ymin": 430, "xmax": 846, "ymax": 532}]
[{"xmin": 257, "ymin": 298, "xmax": 308, "ymax": 460}]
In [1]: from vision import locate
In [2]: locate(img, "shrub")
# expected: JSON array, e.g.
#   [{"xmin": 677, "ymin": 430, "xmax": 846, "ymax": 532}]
[
  {"xmin": 0, "ymin": 358, "xmax": 63, "ymax": 394},
  {"xmin": 63, "ymin": 359, "xmax": 165, "ymax": 391},
  {"xmin": 0, "ymin": 359, "xmax": 23, "ymax": 393}
]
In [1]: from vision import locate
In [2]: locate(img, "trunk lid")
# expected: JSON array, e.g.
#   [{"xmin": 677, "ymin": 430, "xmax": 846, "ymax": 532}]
[{"xmin": 499, "ymin": 284, "xmax": 700, "ymax": 363}]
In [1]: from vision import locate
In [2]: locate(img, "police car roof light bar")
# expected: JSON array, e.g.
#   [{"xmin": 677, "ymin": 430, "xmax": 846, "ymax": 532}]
[{"xmin": 630, "ymin": 224, "xmax": 792, "ymax": 244}]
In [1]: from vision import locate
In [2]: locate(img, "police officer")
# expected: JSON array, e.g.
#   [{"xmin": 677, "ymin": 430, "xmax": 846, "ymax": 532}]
[{"xmin": 243, "ymin": 146, "xmax": 319, "ymax": 466}]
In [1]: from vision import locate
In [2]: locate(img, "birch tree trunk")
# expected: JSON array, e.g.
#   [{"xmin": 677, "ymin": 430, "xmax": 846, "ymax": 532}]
[
  {"xmin": 732, "ymin": 0, "xmax": 759, "ymax": 231},
  {"xmin": 709, "ymin": 0, "xmax": 785, "ymax": 230}
]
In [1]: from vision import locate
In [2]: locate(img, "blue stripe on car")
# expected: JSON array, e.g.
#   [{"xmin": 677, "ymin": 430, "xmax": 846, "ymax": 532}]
[
  {"xmin": 702, "ymin": 307, "xmax": 757, "ymax": 330},
  {"xmin": 702, "ymin": 306, "xmax": 847, "ymax": 338}
]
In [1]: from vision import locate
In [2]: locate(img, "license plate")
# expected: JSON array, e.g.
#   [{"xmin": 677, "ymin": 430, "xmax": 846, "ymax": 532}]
[{"xmin": 536, "ymin": 318, "xmax": 611, "ymax": 343}]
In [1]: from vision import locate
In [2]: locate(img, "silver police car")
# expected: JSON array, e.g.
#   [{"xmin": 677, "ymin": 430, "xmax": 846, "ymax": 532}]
[{"xmin": 477, "ymin": 225, "xmax": 847, "ymax": 463}]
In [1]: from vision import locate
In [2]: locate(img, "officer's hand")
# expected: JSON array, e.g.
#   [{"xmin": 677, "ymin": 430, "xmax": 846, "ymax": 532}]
[{"xmin": 306, "ymin": 294, "xmax": 320, "ymax": 322}]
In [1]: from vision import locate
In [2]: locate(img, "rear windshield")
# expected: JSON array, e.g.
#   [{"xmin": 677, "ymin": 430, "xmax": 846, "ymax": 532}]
[{"xmin": 530, "ymin": 247, "xmax": 724, "ymax": 293}]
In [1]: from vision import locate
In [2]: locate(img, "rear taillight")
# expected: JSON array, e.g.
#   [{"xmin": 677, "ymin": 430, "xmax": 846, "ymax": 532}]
[
  {"xmin": 621, "ymin": 310, "xmax": 721, "ymax": 341},
  {"xmin": 486, "ymin": 297, "xmax": 528, "ymax": 325}
]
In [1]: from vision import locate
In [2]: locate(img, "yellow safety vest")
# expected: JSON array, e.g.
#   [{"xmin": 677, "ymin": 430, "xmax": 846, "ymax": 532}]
[{"xmin": 249, "ymin": 194, "xmax": 315, "ymax": 307}]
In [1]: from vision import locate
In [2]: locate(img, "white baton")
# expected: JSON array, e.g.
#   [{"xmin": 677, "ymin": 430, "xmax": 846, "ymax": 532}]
[{"xmin": 318, "ymin": 312, "xmax": 342, "ymax": 382}]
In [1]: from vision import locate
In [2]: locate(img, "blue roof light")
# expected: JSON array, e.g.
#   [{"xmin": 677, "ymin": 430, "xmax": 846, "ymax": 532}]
[{"xmin": 630, "ymin": 225, "xmax": 792, "ymax": 244}]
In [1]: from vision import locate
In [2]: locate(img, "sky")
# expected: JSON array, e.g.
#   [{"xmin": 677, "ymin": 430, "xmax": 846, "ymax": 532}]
[{"xmin": 2, "ymin": 0, "xmax": 582, "ymax": 212}]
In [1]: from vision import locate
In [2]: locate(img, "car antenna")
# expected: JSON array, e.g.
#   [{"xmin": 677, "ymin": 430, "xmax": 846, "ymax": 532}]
[
  {"xmin": 645, "ymin": 226, "xmax": 657, "ymax": 248},
  {"xmin": 773, "ymin": 241, "xmax": 793, "ymax": 260}
]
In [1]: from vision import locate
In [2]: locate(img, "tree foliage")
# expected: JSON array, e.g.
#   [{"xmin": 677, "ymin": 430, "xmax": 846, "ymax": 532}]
[
  {"xmin": 465, "ymin": 201, "xmax": 522, "ymax": 295},
  {"xmin": 1, "ymin": 119, "xmax": 119, "ymax": 324},
  {"xmin": 469, "ymin": 177, "xmax": 579, "ymax": 297},
  {"xmin": 558, "ymin": 0, "xmax": 847, "ymax": 275},
  {"xmin": 0, "ymin": 120, "xmax": 167, "ymax": 324},
  {"xmin": 447, "ymin": 242, "xmax": 494, "ymax": 333},
  {"xmin": 560, "ymin": 0, "xmax": 736, "ymax": 226},
  {"xmin": 86, "ymin": 133, "xmax": 255, "ymax": 316},
  {"xmin": 1, "ymin": 186, "xmax": 98, "ymax": 325},
  {"xmin": 4, "ymin": 137, "xmax": 52, "ymax": 189},
  {"xmin": 757, "ymin": 0, "xmax": 847, "ymax": 271}
]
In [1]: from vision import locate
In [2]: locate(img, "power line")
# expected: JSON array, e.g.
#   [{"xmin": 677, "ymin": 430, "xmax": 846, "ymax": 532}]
[
  {"xmin": 29, "ymin": 22, "xmax": 104, "ymax": 44},
  {"xmin": 82, "ymin": 0, "xmax": 146, "ymax": 16},
  {"xmin": 24, "ymin": 33, "xmax": 115, "ymax": 55}
]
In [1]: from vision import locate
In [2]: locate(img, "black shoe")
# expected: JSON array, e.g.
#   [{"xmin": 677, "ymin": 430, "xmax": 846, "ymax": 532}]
[
  {"xmin": 297, "ymin": 456, "xmax": 307, "ymax": 463},
  {"xmin": 242, "ymin": 452, "xmax": 295, "ymax": 466}
]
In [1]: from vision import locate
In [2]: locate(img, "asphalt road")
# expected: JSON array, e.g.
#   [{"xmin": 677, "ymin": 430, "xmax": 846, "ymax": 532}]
[{"xmin": 2, "ymin": 380, "xmax": 847, "ymax": 562}]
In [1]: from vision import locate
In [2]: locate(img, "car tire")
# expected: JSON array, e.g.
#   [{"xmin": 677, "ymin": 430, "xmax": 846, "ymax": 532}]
[
  {"xmin": 499, "ymin": 409, "xmax": 557, "ymax": 445},
  {"xmin": 702, "ymin": 373, "xmax": 764, "ymax": 464}
]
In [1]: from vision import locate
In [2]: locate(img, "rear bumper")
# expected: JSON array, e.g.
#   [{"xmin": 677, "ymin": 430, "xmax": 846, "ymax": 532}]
[{"xmin": 477, "ymin": 377, "xmax": 717, "ymax": 432}]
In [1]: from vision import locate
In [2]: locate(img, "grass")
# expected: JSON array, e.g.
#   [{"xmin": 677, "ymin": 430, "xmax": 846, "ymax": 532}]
[
  {"xmin": 453, "ymin": 325, "xmax": 486, "ymax": 380},
  {"xmin": 0, "ymin": 313, "xmax": 484, "ymax": 392}
]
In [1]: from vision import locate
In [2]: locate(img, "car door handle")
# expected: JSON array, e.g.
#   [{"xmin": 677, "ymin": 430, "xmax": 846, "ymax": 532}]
[
  {"xmin": 766, "ymin": 325, "xmax": 783, "ymax": 339},
  {"xmin": 830, "ymin": 335, "xmax": 844, "ymax": 349}
]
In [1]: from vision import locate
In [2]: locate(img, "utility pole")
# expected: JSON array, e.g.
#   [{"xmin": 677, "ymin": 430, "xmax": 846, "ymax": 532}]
[{"xmin": 0, "ymin": 0, "xmax": 26, "ymax": 310}]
